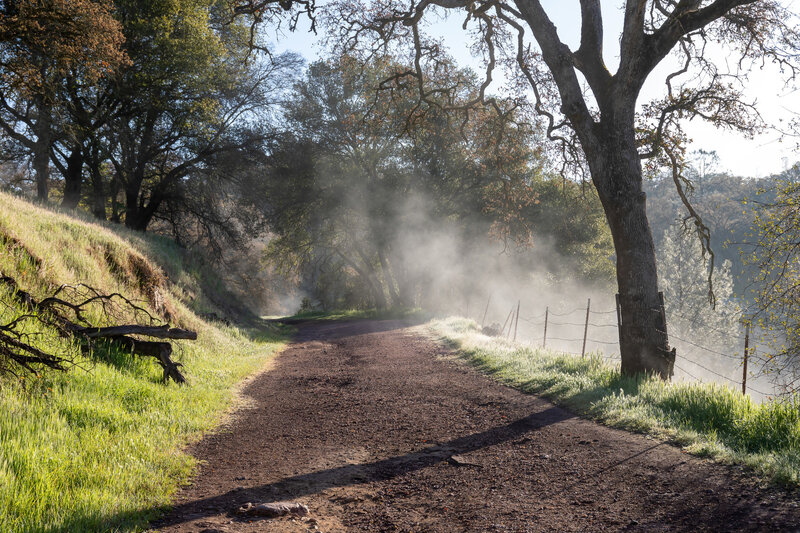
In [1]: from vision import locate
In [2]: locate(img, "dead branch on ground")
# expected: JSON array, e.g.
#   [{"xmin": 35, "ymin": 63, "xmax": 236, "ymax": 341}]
[{"xmin": 0, "ymin": 275, "xmax": 194, "ymax": 383}]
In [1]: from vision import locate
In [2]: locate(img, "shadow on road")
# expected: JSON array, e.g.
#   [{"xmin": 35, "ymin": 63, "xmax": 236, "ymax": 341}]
[{"xmin": 151, "ymin": 406, "xmax": 573, "ymax": 529}]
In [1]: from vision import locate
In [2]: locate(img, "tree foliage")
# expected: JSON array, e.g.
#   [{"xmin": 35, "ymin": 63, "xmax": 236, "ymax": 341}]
[
  {"xmin": 744, "ymin": 167, "xmax": 800, "ymax": 387},
  {"xmin": 0, "ymin": 0, "xmax": 128, "ymax": 200},
  {"xmin": 0, "ymin": 0, "xmax": 126, "ymax": 96},
  {"xmin": 658, "ymin": 218, "xmax": 740, "ymax": 351},
  {"xmin": 264, "ymin": 55, "xmax": 554, "ymax": 309},
  {"xmin": 0, "ymin": 0, "xmax": 299, "ymax": 258},
  {"xmin": 325, "ymin": 0, "xmax": 800, "ymax": 378},
  {"xmin": 264, "ymin": 55, "xmax": 615, "ymax": 311}
]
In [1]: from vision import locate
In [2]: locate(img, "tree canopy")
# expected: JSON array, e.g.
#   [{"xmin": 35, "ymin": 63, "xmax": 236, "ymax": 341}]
[{"xmin": 324, "ymin": 0, "xmax": 800, "ymax": 378}]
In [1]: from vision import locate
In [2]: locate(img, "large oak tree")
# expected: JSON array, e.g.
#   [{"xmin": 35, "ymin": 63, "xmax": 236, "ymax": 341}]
[
  {"xmin": 0, "ymin": 0, "xmax": 126, "ymax": 201},
  {"xmin": 323, "ymin": 0, "xmax": 800, "ymax": 378}
]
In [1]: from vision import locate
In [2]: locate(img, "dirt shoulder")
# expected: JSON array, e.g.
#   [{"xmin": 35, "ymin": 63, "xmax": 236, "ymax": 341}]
[{"xmin": 151, "ymin": 319, "xmax": 800, "ymax": 532}]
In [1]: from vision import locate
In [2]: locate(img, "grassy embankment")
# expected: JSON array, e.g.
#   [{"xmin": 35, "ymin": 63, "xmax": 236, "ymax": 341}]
[
  {"xmin": 0, "ymin": 192, "xmax": 288, "ymax": 532},
  {"xmin": 429, "ymin": 317, "xmax": 800, "ymax": 486}
]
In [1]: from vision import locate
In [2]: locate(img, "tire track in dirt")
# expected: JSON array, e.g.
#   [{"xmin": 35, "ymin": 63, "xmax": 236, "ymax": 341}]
[{"xmin": 151, "ymin": 319, "xmax": 800, "ymax": 532}]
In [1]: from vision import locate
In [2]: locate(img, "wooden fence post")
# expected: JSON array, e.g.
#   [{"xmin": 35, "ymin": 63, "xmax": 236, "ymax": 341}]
[
  {"xmin": 543, "ymin": 306, "xmax": 548, "ymax": 348},
  {"xmin": 581, "ymin": 298, "xmax": 591, "ymax": 358},
  {"xmin": 743, "ymin": 320, "xmax": 750, "ymax": 395},
  {"xmin": 513, "ymin": 300, "xmax": 520, "ymax": 342},
  {"xmin": 481, "ymin": 295, "xmax": 491, "ymax": 329},
  {"xmin": 500, "ymin": 308, "xmax": 513, "ymax": 338}
]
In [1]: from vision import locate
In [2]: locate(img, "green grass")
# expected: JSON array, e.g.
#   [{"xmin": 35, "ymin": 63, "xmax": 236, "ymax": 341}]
[
  {"xmin": 0, "ymin": 192, "xmax": 289, "ymax": 532},
  {"xmin": 428, "ymin": 317, "xmax": 800, "ymax": 486}
]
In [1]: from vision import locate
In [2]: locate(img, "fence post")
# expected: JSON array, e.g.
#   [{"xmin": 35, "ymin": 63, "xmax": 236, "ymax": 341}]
[
  {"xmin": 581, "ymin": 298, "xmax": 591, "ymax": 358},
  {"xmin": 481, "ymin": 294, "xmax": 491, "ymax": 329},
  {"xmin": 543, "ymin": 306, "xmax": 548, "ymax": 348},
  {"xmin": 500, "ymin": 308, "xmax": 513, "ymax": 338},
  {"xmin": 507, "ymin": 306, "xmax": 515, "ymax": 340},
  {"xmin": 513, "ymin": 300, "xmax": 520, "ymax": 342},
  {"xmin": 743, "ymin": 319, "xmax": 750, "ymax": 395}
]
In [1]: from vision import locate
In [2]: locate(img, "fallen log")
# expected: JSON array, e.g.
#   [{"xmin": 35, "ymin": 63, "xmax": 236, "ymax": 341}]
[
  {"xmin": 112, "ymin": 337, "xmax": 186, "ymax": 384},
  {"xmin": 0, "ymin": 275, "xmax": 192, "ymax": 383},
  {"xmin": 71, "ymin": 325, "xmax": 197, "ymax": 340}
]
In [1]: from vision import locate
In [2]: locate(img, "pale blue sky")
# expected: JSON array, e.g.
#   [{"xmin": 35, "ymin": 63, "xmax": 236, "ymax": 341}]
[{"xmin": 272, "ymin": 1, "xmax": 800, "ymax": 178}]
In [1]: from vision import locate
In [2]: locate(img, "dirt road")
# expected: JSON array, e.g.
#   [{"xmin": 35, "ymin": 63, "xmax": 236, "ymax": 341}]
[{"xmin": 151, "ymin": 320, "xmax": 800, "ymax": 532}]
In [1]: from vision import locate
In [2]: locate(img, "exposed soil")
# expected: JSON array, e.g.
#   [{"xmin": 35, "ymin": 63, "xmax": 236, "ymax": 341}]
[{"xmin": 151, "ymin": 320, "xmax": 800, "ymax": 532}]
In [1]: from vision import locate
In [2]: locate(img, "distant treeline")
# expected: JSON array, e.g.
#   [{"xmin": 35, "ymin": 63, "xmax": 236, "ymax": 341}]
[{"xmin": 646, "ymin": 159, "xmax": 799, "ymax": 299}]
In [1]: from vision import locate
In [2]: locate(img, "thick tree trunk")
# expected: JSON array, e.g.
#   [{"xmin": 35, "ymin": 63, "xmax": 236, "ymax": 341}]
[
  {"xmin": 378, "ymin": 250, "xmax": 403, "ymax": 307},
  {"xmin": 590, "ymin": 125, "xmax": 674, "ymax": 379},
  {"xmin": 124, "ymin": 186, "xmax": 142, "ymax": 229},
  {"xmin": 123, "ymin": 177, "xmax": 159, "ymax": 231},
  {"xmin": 362, "ymin": 264, "xmax": 387, "ymax": 310},
  {"xmin": 110, "ymin": 176, "xmax": 122, "ymax": 223},
  {"xmin": 123, "ymin": 172, "xmax": 164, "ymax": 232},
  {"xmin": 61, "ymin": 145, "xmax": 83, "ymax": 209},
  {"xmin": 88, "ymin": 146, "xmax": 106, "ymax": 220}
]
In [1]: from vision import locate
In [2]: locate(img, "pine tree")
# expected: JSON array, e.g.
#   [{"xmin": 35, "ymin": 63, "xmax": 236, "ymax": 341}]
[{"xmin": 658, "ymin": 219, "xmax": 740, "ymax": 352}]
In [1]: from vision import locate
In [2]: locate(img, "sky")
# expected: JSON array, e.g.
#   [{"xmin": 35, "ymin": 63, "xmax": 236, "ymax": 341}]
[{"xmin": 272, "ymin": 1, "xmax": 800, "ymax": 178}]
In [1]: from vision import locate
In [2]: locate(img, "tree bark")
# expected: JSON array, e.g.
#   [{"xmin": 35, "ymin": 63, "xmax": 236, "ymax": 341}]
[
  {"xmin": 88, "ymin": 143, "xmax": 106, "ymax": 220},
  {"xmin": 589, "ymin": 120, "xmax": 674, "ymax": 379},
  {"xmin": 123, "ymin": 172, "xmax": 165, "ymax": 231},
  {"xmin": 378, "ymin": 250, "xmax": 403, "ymax": 307},
  {"xmin": 60, "ymin": 145, "xmax": 83, "ymax": 209},
  {"xmin": 124, "ymin": 184, "xmax": 141, "ymax": 229},
  {"xmin": 110, "ymin": 174, "xmax": 122, "ymax": 223}
]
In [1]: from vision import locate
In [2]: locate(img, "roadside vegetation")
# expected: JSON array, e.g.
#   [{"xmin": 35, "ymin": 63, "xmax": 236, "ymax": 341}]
[
  {"xmin": 429, "ymin": 317, "xmax": 800, "ymax": 486},
  {"xmin": 0, "ymin": 192, "xmax": 288, "ymax": 532}
]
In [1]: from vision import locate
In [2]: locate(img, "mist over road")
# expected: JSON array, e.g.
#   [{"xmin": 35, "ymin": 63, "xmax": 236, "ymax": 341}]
[{"xmin": 153, "ymin": 320, "xmax": 799, "ymax": 532}]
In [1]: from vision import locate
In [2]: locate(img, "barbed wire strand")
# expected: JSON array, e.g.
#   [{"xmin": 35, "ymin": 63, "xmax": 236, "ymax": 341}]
[
  {"xmin": 667, "ymin": 309, "xmax": 745, "ymax": 337},
  {"xmin": 548, "ymin": 307, "xmax": 585, "ymax": 317},
  {"xmin": 657, "ymin": 329, "xmax": 742, "ymax": 361},
  {"xmin": 488, "ymin": 299, "xmax": 778, "ymax": 397}
]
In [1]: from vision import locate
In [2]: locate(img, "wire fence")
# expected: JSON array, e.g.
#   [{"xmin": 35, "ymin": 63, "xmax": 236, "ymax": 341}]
[{"xmin": 479, "ymin": 294, "xmax": 776, "ymax": 399}]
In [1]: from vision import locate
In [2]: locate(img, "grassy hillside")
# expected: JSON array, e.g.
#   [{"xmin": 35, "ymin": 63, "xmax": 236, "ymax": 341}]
[
  {"xmin": 429, "ymin": 317, "xmax": 800, "ymax": 486},
  {"xmin": 0, "ymin": 192, "xmax": 287, "ymax": 532}
]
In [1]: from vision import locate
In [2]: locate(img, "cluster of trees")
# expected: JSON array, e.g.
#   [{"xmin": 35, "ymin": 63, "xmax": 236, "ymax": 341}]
[
  {"xmin": 0, "ymin": 0, "xmax": 613, "ymax": 316},
  {"xmin": 0, "ymin": 0, "xmax": 299, "ymax": 247},
  {"xmin": 647, "ymin": 158, "xmax": 800, "ymax": 387},
  {"xmin": 262, "ymin": 57, "xmax": 614, "ymax": 310},
  {"xmin": 3, "ymin": 0, "xmax": 800, "ymax": 381},
  {"xmin": 324, "ymin": 0, "xmax": 799, "ymax": 378},
  {"xmin": 742, "ymin": 167, "xmax": 800, "ymax": 386}
]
